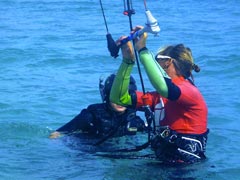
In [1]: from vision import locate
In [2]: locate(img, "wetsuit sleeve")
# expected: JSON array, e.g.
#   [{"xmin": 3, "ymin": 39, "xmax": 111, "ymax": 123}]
[
  {"xmin": 110, "ymin": 61, "xmax": 134, "ymax": 106},
  {"xmin": 139, "ymin": 49, "xmax": 169, "ymax": 98},
  {"xmin": 56, "ymin": 108, "xmax": 94, "ymax": 133},
  {"xmin": 110, "ymin": 49, "xmax": 181, "ymax": 106}
]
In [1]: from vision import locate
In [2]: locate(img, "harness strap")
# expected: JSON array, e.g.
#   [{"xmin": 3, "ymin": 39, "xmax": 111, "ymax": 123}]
[{"xmin": 151, "ymin": 127, "xmax": 209, "ymax": 163}]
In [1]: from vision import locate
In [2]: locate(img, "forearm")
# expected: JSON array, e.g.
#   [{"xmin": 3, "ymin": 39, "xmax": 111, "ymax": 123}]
[
  {"xmin": 56, "ymin": 117, "xmax": 79, "ymax": 133},
  {"xmin": 139, "ymin": 49, "xmax": 169, "ymax": 98},
  {"xmin": 49, "ymin": 120, "xmax": 77, "ymax": 138},
  {"xmin": 56, "ymin": 109, "xmax": 93, "ymax": 133},
  {"xmin": 110, "ymin": 61, "xmax": 134, "ymax": 106},
  {"xmin": 49, "ymin": 113, "xmax": 87, "ymax": 138}
]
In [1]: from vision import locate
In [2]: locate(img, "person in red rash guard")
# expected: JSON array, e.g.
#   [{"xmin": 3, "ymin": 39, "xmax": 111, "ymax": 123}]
[{"xmin": 110, "ymin": 26, "xmax": 209, "ymax": 164}]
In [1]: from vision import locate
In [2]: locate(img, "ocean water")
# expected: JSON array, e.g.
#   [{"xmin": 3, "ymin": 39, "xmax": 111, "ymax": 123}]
[{"xmin": 0, "ymin": 0, "xmax": 240, "ymax": 179}]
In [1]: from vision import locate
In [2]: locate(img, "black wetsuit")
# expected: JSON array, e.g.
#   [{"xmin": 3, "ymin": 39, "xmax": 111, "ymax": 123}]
[{"xmin": 56, "ymin": 103, "xmax": 146, "ymax": 138}]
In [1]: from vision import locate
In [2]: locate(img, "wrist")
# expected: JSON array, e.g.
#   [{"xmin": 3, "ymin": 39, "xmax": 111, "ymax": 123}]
[
  {"xmin": 123, "ymin": 58, "xmax": 135, "ymax": 65},
  {"xmin": 138, "ymin": 47, "xmax": 148, "ymax": 54}
]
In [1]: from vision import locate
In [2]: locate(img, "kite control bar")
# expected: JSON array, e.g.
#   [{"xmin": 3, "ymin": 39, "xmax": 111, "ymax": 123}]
[{"xmin": 119, "ymin": 10, "xmax": 160, "ymax": 46}]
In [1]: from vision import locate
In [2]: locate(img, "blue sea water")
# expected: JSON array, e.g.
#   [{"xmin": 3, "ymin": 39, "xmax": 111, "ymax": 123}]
[{"xmin": 0, "ymin": 0, "xmax": 240, "ymax": 179}]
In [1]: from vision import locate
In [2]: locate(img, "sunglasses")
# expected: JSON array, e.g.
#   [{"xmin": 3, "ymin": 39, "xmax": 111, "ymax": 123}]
[{"xmin": 155, "ymin": 55, "xmax": 172, "ymax": 62}]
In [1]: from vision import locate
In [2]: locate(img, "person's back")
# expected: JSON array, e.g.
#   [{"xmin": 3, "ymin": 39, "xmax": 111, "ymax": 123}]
[{"xmin": 161, "ymin": 79, "xmax": 207, "ymax": 134}]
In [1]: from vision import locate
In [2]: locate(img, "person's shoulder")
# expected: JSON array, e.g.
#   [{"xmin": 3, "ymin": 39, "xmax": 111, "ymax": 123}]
[
  {"xmin": 178, "ymin": 80, "xmax": 205, "ymax": 104},
  {"xmin": 126, "ymin": 108, "xmax": 136, "ymax": 113},
  {"xmin": 178, "ymin": 80, "xmax": 201, "ymax": 95},
  {"xmin": 87, "ymin": 103, "xmax": 107, "ymax": 111}
]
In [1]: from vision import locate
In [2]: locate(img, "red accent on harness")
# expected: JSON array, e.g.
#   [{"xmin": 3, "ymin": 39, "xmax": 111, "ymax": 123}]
[{"xmin": 141, "ymin": 94, "xmax": 151, "ymax": 106}]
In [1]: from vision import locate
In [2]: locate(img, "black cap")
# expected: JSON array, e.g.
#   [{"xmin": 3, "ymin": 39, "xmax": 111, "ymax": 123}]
[{"xmin": 99, "ymin": 74, "xmax": 137, "ymax": 102}]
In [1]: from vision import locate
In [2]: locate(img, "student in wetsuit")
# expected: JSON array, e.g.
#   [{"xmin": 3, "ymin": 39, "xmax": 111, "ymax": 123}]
[
  {"xmin": 49, "ymin": 74, "xmax": 146, "ymax": 140},
  {"xmin": 110, "ymin": 26, "xmax": 209, "ymax": 164}
]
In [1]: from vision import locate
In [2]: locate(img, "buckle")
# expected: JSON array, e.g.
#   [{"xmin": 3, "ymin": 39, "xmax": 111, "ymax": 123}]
[{"xmin": 160, "ymin": 126, "xmax": 170, "ymax": 138}]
